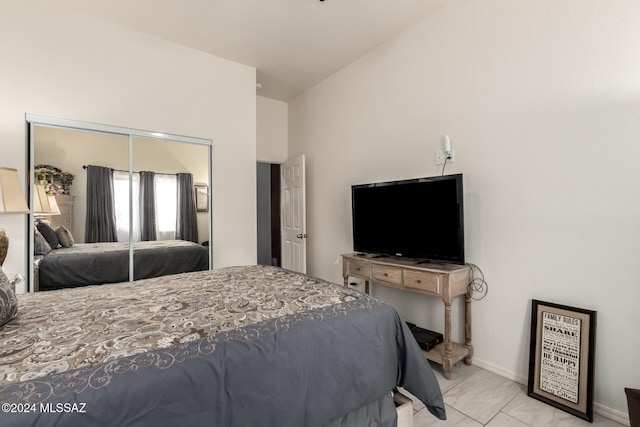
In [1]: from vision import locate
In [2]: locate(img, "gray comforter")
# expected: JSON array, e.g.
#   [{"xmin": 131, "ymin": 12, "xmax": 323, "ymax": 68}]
[{"xmin": 0, "ymin": 265, "xmax": 445, "ymax": 426}]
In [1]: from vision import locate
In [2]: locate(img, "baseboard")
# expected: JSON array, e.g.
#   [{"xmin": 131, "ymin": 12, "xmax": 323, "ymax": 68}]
[
  {"xmin": 472, "ymin": 357, "xmax": 630, "ymax": 426},
  {"xmin": 593, "ymin": 402, "xmax": 630, "ymax": 426},
  {"xmin": 472, "ymin": 358, "xmax": 527, "ymax": 386}
]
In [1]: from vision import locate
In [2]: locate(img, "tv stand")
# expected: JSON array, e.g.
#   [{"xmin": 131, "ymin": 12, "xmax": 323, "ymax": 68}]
[{"xmin": 342, "ymin": 253, "xmax": 472, "ymax": 379}]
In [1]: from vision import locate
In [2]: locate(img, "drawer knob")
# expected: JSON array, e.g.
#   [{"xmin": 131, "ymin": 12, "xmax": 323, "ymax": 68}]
[
  {"xmin": 416, "ymin": 279, "xmax": 422, "ymax": 284},
  {"xmin": 356, "ymin": 267, "xmax": 360, "ymax": 271},
  {"xmin": 384, "ymin": 273, "xmax": 388, "ymax": 276}
]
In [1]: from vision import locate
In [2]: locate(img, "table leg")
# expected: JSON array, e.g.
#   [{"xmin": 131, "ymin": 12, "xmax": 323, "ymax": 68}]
[
  {"xmin": 464, "ymin": 293, "xmax": 473, "ymax": 365},
  {"xmin": 442, "ymin": 358, "xmax": 452, "ymax": 380},
  {"xmin": 365, "ymin": 280, "xmax": 370, "ymax": 295},
  {"xmin": 443, "ymin": 302, "xmax": 452, "ymax": 379}
]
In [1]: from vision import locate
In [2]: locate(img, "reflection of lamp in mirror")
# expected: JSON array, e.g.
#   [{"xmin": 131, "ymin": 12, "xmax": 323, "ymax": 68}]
[
  {"xmin": 0, "ymin": 167, "xmax": 29, "ymax": 266},
  {"xmin": 34, "ymin": 184, "xmax": 61, "ymax": 218}
]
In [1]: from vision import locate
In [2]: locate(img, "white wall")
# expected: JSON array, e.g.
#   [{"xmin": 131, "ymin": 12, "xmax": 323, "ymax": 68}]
[
  {"xmin": 257, "ymin": 95, "xmax": 288, "ymax": 163},
  {"xmin": 0, "ymin": 2, "xmax": 257, "ymax": 290},
  {"xmin": 289, "ymin": 0, "xmax": 640, "ymax": 422}
]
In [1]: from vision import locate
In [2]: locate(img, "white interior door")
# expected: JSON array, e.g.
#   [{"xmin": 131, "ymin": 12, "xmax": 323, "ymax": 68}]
[{"xmin": 281, "ymin": 155, "xmax": 306, "ymax": 273}]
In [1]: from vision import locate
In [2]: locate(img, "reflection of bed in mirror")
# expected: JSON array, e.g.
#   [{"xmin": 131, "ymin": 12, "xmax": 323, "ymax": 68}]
[{"xmin": 34, "ymin": 240, "xmax": 209, "ymax": 291}]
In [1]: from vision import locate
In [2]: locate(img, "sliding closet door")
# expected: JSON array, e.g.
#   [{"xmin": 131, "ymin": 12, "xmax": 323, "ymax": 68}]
[
  {"xmin": 28, "ymin": 114, "xmax": 213, "ymax": 292},
  {"xmin": 32, "ymin": 125, "xmax": 130, "ymax": 291}
]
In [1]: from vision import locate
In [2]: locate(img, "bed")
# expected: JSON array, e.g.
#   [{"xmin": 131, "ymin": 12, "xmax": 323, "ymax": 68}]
[
  {"xmin": 0, "ymin": 265, "xmax": 445, "ymax": 426},
  {"xmin": 35, "ymin": 240, "xmax": 209, "ymax": 291}
]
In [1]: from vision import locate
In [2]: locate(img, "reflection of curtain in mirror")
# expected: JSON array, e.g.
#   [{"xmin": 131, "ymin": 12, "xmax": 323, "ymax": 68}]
[
  {"xmin": 139, "ymin": 172, "xmax": 157, "ymax": 241},
  {"xmin": 85, "ymin": 165, "xmax": 118, "ymax": 243},
  {"xmin": 176, "ymin": 173, "xmax": 198, "ymax": 243}
]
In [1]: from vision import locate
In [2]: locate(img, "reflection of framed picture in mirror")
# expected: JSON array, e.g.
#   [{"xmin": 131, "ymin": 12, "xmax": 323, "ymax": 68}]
[
  {"xmin": 195, "ymin": 184, "xmax": 208, "ymax": 212},
  {"xmin": 528, "ymin": 300, "xmax": 596, "ymax": 422}
]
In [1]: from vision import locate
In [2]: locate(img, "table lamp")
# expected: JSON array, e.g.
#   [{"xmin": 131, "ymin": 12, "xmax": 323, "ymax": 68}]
[
  {"xmin": 0, "ymin": 167, "xmax": 29, "ymax": 266},
  {"xmin": 34, "ymin": 184, "xmax": 61, "ymax": 217}
]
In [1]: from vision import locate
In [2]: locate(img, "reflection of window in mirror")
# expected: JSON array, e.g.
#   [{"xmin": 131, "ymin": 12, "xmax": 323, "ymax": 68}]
[
  {"xmin": 113, "ymin": 172, "xmax": 179, "ymax": 242},
  {"xmin": 132, "ymin": 137, "xmax": 210, "ymax": 244},
  {"xmin": 113, "ymin": 171, "xmax": 138, "ymax": 242},
  {"xmin": 154, "ymin": 175, "xmax": 177, "ymax": 240}
]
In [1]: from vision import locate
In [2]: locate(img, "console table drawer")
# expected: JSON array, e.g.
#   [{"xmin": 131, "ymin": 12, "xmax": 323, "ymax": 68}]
[
  {"xmin": 404, "ymin": 271, "xmax": 440, "ymax": 295},
  {"xmin": 347, "ymin": 259, "xmax": 371, "ymax": 278},
  {"xmin": 373, "ymin": 265, "xmax": 403, "ymax": 286}
]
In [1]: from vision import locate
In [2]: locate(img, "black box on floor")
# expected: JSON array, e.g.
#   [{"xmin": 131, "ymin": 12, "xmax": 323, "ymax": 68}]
[{"xmin": 405, "ymin": 322, "xmax": 443, "ymax": 352}]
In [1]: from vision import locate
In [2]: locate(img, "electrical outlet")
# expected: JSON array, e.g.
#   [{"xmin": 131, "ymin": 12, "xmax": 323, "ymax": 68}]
[{"xmin": 435, "ymin": 148, "xmax": 455, "ymax": 165}]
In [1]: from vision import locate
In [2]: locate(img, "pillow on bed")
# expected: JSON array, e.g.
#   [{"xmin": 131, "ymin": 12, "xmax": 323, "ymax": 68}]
[
  {"xmin": 36, "ymin": 219, "xmax": 60, "ymax": 249},
  {"xmin": 55, "ymin": 225, "xmax": 75, "ymax": 247},
  {"xmin": 34, "ymin": 229, "xmax": 52, "ymax": 255},
  {"xmin": 0, "ymin": 266, "xmax": 18, "ymax": 327}
]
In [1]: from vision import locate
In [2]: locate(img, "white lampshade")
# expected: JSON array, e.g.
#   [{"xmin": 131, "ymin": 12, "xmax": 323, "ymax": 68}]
[
  {"xmin": 0, "ymin": 167, "xmax": 29, "ymax": 214},
  {"xmin": 0, "ymin": 167, "xmax": 29, "ymax": 267},
  {"xmin": 34, "ymin": 184, "xmax": 60, "ymax": 215}
]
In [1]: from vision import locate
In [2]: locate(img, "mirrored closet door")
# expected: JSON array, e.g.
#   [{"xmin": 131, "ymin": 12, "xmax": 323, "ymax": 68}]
[{"xmin": 28, "ymin": 114, "xmax": 212, "ymax": 292}]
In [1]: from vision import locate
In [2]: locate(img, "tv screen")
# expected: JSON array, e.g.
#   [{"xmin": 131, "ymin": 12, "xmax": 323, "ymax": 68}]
[{"xmin": 351, "ymin": 174, "xmax": 464, "ymax": 264}]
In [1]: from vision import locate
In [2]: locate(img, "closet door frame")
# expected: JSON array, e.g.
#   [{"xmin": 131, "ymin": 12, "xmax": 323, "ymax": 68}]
[{"xmin": 26, "ymin": 113, "xmax": 213, "ymax": 292}]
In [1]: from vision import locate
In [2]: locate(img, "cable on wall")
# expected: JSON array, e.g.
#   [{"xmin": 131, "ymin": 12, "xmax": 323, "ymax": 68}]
[
  {"xmin": 466, "ymin": 262, "xmax": 488, "ymax": 300},
  {"xmin": 441, "ymin": 156, "xmax": 449, "ymax": 176}
]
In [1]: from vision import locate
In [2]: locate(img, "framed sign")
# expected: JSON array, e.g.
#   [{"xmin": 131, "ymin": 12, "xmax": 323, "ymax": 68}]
[
  {"xmin": 195, "ymin": 184, "xmax": 208, "ymax": 212},
  {"xmin": 528, "ymin": 300, "xmax": 596, "ymax": 422}
]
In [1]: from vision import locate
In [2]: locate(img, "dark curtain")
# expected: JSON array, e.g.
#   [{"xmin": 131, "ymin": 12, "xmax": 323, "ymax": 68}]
[
  {"xmin": 139, "ymin": 171, "xmax": 157, "ymax": 241},
  {"xmin": 176, "ymin": 173, "xmax": 198, "ymax": 243},
  {"xmin": 85, "ymin": 165, "xmax": 118, "ymax": 243}
]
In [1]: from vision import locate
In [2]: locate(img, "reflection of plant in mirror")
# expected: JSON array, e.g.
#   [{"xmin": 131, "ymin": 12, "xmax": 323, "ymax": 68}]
[
  {"xmin": 59, "ymin": 172, "xmax": 74, "ymax": 186},
  {"xmin": 35, "ymin": 167, "xmax": 56, "ymax": 183},
  {"xmin": 34, "ymin": 164, "xmax": 74, "ymax": 194},
  {"xmin": 35, "ymin": 164, "xmax": 61, "ymax": 182},
  {"xmin": 45, "ymin": 182, "xmax": 64, "ymax": 195}
]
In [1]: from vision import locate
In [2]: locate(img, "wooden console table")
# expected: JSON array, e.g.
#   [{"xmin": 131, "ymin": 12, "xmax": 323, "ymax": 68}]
[{"xmin": 342, "ymin": 252, "xmax": 472, "ymax": 379}]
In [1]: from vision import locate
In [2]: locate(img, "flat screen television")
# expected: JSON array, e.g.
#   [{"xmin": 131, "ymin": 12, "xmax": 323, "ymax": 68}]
[{"xmin": 351, "ymin": 173, "xmax": 464, "ymax": 264}]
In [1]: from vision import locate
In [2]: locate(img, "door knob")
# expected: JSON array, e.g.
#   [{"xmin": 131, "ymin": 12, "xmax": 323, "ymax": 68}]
[{"xmin": 296, "ymin": 233, "xmax": 309, "ymax": 239}]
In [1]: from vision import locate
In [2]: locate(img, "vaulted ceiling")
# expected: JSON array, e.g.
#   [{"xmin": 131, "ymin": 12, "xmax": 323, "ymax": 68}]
[{"xmin": 55, "ymin": 0, "xmax": 446, "ymax": 101}]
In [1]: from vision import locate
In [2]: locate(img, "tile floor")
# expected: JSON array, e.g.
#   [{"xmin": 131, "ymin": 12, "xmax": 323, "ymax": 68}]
[{"xmin": 402, "ymin": 363, "xmax": 626, "ymax": 427}]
